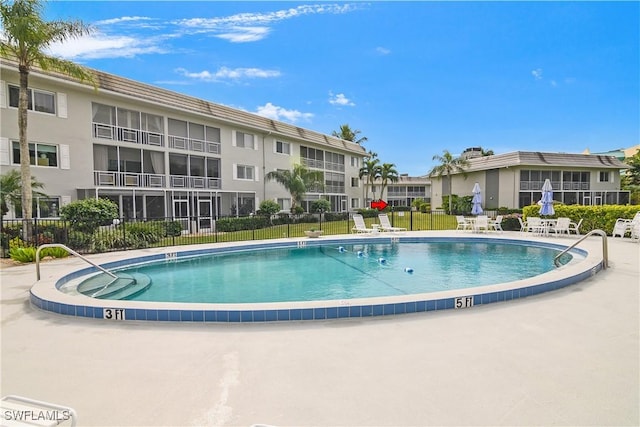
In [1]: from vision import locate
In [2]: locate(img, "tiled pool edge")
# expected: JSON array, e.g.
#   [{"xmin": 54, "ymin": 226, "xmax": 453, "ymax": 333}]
[{"xmin": 29, "ymin": 235, "xmax": 599, "ymax": 323}]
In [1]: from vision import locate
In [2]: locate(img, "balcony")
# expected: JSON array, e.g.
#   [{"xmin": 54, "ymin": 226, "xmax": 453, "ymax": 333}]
[
  {"xmin": 94, "ymin": 171, "xmax": 166, "ymax": 188},
  {"xmin": 168, "ymin": 135, "xmax": 221, "ymax": 154},
  {"xmin": 169, "ymin": 175, "xmax": 221, "ymax": 189},
  {"xmin": 92, "ymin": 123, "xmax": 164, "ymax": 147}
]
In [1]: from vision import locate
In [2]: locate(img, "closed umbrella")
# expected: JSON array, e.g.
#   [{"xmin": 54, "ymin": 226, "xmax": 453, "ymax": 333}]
[
  {"xmin": 540, "ymin": 179, "xmax": 555, "ymax": 216},
  {"xmin": 471, "ymin": 182, "xmax": 483, "ymax": 215}
]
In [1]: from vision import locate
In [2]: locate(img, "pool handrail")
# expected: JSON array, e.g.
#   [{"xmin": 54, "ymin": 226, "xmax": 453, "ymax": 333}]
[
  {"xmin": 554, "ymin": 229, "xmax": 608, "ymax": 269},
  {"xmin": 36, "ymin": 243, "xmax": 118, "ymax": 281}
]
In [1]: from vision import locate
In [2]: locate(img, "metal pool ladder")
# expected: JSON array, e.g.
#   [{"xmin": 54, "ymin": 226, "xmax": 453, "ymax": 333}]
[
  {"xmin": 553, "ymin": 229, "xmax": 608, "ymax": 269},
  {"xmin": 35, "ymin": 243, "xmax": 118, "ymax": 281}
]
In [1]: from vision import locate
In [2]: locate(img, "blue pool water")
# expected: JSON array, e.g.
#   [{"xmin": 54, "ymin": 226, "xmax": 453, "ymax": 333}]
[{"xmin": 90, "ymin": 241, "xmax": 570, "ymax": 303}]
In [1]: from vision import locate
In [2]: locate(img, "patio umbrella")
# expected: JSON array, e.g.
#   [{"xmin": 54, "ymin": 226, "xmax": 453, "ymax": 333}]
[
  {"xmin": 540, "ymin": 178, "xmax": 555, "ymax": 216},
  {"xmin": 471, "ymin": 182, "xmax": 483, "ymax": 215}
]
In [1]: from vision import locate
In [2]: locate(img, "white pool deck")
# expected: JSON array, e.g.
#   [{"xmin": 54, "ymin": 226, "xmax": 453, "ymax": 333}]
[{"xmin": 1, "ymin": 231, "xmax": 638, "ymax": 427}]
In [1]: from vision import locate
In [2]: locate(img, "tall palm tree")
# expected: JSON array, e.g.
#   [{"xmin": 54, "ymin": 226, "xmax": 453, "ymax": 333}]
[
  {"xmin": 265, "ymin": 164, "xmax": 324, "ymax": 212},
  {"xmin": 332, "ymin": 124, "xmax": 368, "ymax": 145},
  {"xmin": 359, "ymin": 156, "xmax": 381, "ymax": 203},
  {"xmin": 0, "ymin": 169, "xmax": 46, "ymax": 218},
  {"xmin": 379, "ymin": 163, "xmax": 399, "ymax": 201},
  {"xmin": 429, "ymin": 150, "xmax": 470, "ymax": 214},
  {"xmin": 0, "ymin": 0, "xmax": 95, "ymax": 231}
]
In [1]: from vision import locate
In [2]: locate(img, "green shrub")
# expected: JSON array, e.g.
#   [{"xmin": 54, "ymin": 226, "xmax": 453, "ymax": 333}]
[
  {"xmin": 257, "ymin": 200, "xmax": 281, "ymax": 216},
  {"xmin": 419, "ymin": 203, "xmax": 431, "ymax": 213},
  {"xmin": 9, "ymin": 246, "xmax": 37, "ymax": 263},
  {"xmin": 215, "ymin": 216, "xmax": 270, "ymax": 232},
  {"xmin": 523, "ymin": 204, "xmax": 640, "ymax": 235},
  {"xmin": 310, "ymin": 199, "xmax": 331, "ymax": 213},
  {"xmin": 40, "ymin": 246, "xmax": 70, "ymax": 258},
  {"xmin": 67, "ymin": 230, "xmax": 93, "ymax": 251},
  {"xmin": 163, "ymin": 220, "xmax": 183, "ymax": 237},
  {"xmin": 60, "ymin": 198, "xmax": 119, "ymax": 233}
]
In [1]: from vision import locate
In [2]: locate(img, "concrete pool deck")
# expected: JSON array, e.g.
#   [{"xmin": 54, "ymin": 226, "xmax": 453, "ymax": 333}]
[{"xmin": 1, "ymin": 231, "xmax": 638, "ymax": 426}]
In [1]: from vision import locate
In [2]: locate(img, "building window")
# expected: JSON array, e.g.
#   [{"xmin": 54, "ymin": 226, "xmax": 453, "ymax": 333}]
[
  {"xmin": 277, "ymin": 198, "xmax": 291, "ymax": 211},
  {"xmin": 351, "ymin": 198, "xmax": 360, "ymax": 209},
  {"xmin": 276, "ymin": 141, "xmax": 290, "ymax": 155},
  {"xmin": 36, "ymin": 197, "xmax": 60, "ymax": 218},
  {"xmin": 236, "ymin": 131, "xmax": 255, "ymax": 149},
  {"xmin": 598, "ymin": 171, "xmax": 610, "ymax": 182},
  {"xmin": 351, "ymin": 156, "xmax": 359, "ymax": 168},
  {"xmin": 351, "ymin": 177, "xmax": 359, "ymax": 187},
  {"xmin": 9, "ymin": 85, "xmax": 56, "ymax": 114},
  {"xmin": 236, "ymin": 165, "xmax": 254, "ymax": 180},
  {"xmin": 12, "ymin": 141, "xmax": 58, "ymax": 167}
]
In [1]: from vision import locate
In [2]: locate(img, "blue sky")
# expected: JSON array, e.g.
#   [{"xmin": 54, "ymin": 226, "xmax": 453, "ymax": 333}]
[{"xmin": 42, "ymin": 1, "xmax": 639, "ymax": 175}]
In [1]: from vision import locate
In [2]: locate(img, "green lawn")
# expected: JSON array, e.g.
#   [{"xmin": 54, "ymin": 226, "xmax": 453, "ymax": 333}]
[{"xmin": 158, "ymin": 212, "xmax": 458, "ymax": 247}]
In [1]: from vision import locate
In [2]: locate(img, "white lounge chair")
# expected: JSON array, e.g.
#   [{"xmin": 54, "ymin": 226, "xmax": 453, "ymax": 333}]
[
  {"xmin": 568, "ymin": 218, "xmax": 583, "ymax": 235},
  {"xmin": 613, "ymin": 211, "xmax": 640, "ymax": 238},
  {"xmin": 351, "ymin": 214, "xmax": 375, "ymax": 233},
  {"xmin": 489, "ymin": 215, "xmax": 504, "ymax": 232},
  {"xmin": 549, "ymin": 217, "xmax": 571, "ymax": 236},
  {"xmin": 473, "ymin": 215, "xmax": 489, "ymax": 233},
  {"xmin": 455, "ymin": 216, "xmax": 472, "ymax": 231},
  {"xmin": 378, "ymin": 214, "xmax": 407, "ymax": 232}
]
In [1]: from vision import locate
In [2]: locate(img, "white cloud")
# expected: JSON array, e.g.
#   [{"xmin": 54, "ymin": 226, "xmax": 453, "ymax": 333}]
[
  {"xmin": 46, "ymin": 33, "xmax": 168, "ymax": 59},
  {"xmin": 216, "ymin": 26, "xmax": 270, "ymax": 43},
  {"xmin": 329, "ymin": 92, "xmax": 355, "ymax": 107},
  {"xmin": 94, "ymin": 16, "xmax": 153, "ymax": 26},
  {"xmin": 175, "ymin": 67, "xmax": 281, "ymax": 82},
  {"xmin": 532, "ymin": 68, "xmax": 543, "ymax": 80},
  {"xmin": 376, "ymin": 46, "xmax": 391, "ymax": 55},
  {"xmin": 255, "ymin": 102, "xmax": 313, "ymax": 123}
]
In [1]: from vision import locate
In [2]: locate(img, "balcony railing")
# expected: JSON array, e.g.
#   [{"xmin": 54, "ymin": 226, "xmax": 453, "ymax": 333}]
[
  {"xmin": 94, "ymin": 171, "xmax": 166, "ymax": 188},
  {"xmin": 168, "ymin": 135, "xmax": 221, "ymax": 154},
  {"xmin": 93, "ymin": 123, "xmax": 164, "ymax": 147},
  {"xmin": 169, "ymin": 175, "xmax": 221, "ymax": 189}
]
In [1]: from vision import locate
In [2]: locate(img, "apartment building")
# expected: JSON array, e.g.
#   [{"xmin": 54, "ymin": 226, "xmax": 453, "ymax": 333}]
[
  {"xmin": 365, "ymin": 174, "xmax": 431, "ymax": 208},
  {"xmin": 429, "ymin": 151, "xmax": 630, "ymax": 210},
  {"xmin": 0, "ymin": 60, "xmax": 367, "ymax": 224}
]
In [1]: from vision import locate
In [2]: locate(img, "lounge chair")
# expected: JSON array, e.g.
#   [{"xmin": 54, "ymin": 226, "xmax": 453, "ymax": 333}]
[
  {"xmin": 489, "ymin": 215, "xmax": 504, "ymax": 232},
  {"xmin": 549, "ymin": 217, "xmax": 571, "ymax": 236},
  {"xmin": 378, "ymin": 213, "xmax": 407, "ymax": 232},
  {"xmin": 613, "ymin": 211, "xmax": 640, "ymax": 238},
  {"xmin": 351, "ymin": 214, "xmax": 375, "ymax": 233},
  {"xmin": 473, "ymin": 215, "xmax": 489, "ymax": 233},
  {"xmin": 568, "ymin": 218, "xmax": 583, "ymax": 235},
  {"xmin": 455, "ymin": 215, "xmax": 472, "ymax": 231}
]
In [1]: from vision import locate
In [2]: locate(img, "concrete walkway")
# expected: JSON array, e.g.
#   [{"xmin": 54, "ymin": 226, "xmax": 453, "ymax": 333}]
[{"xmin": 1, "ymin": 232, "xmax": 638, "ymax": 426}]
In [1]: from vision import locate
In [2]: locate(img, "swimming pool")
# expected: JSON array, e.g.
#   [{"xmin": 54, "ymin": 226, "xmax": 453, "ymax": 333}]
[
  {"xmin": 30, "ymin": 234, "xmax": 601, "ymax": 322},
  {"xmin": 78, "ymin": 241, "xmax": 574, "ymax": 304}
]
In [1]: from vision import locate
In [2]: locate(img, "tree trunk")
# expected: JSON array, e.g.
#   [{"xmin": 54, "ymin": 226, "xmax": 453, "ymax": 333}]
[{"xmin": 19, "ymin": 67, "xmax": 34, "ymax": 240}]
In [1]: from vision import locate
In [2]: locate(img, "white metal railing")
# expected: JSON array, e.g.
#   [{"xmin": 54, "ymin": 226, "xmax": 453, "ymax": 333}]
[
  {"xmin": 553, "ymin": 229, "xmax": 608, "ymax": 269},
  {"xmin": 93, "ymin": 171, "xmax": 165, "ymax": 188},
  {"xmin": 92, "ymin": 123, "xmax": 164, "ymax": 146},
  {"xmin": 36, "ymin": 243, "xmax": 117, "ymax": 281}
]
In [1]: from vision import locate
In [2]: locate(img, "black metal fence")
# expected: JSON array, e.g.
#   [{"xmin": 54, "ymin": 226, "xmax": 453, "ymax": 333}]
[{"xmin": 1, "ymin": 209, "xmax": 500, "ymax": 258}]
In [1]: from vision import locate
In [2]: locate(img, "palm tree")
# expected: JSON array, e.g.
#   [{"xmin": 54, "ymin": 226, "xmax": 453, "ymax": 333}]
[
  {"xmin": 359, "ymin": 156, "xmax": 381, "ymax": 203},
  {"xmin": 0, "ymin": 169, "xmax": 46, "ymax": 218},
  {"xmin": 379, "ymin": 163, "xmax": 399, "ymax": 201},
  {"xmin": 0, "ymin": 0, "xmax": 95, "ymax": 233},
  {"xmin": 332, "ymin": 124, "xmax": 368, "ymax": 145},
  {"xmin": 265, "ymin": 164, "xmax": 324, "ymax": 212},
  {"xmin": 429, "ymin": 150, "xmax": 470, "ymax": 214}
]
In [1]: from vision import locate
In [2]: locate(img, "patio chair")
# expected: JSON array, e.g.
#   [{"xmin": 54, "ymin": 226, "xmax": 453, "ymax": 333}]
[
  {"xmin": 568, "ymin": 218, "xmax": 583, "ymax": 235},
  {"xmin": 378, "ymin": 213, "xmax": 407, "ymax": 232},
  {"xmin": 473, "ymin": 215, "xmax": 489, "ymax": 233},
  {"xmin": 489, "ymin": 215, "xmax": 504, "ymax": 232},
  {"xmin": 613, "ymin": 211, "xmax": 640, "ymax": 238},
  {"xmin": 517, "ymin": 217, "xmax": 528, "ymax": 232},
  {"xmin": 526, "ymin": 217, "xmax": 544, "ymax": 235},
  {"xmin": 351, "ymin": 214, "xmax": 375, "ymax": 234},
  {"xmin": 455, "ymin": 215, "xmax": 472, "ymax": 231},
  {"xmin": 549, "ymin": 217, "xmax": 571, "ymax": 236}
]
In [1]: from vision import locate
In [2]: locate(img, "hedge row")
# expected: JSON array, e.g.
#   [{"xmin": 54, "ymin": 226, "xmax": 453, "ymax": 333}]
[{"xmin": 522, "ymin": 204, "xmax": 640, "ymax": 235}]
